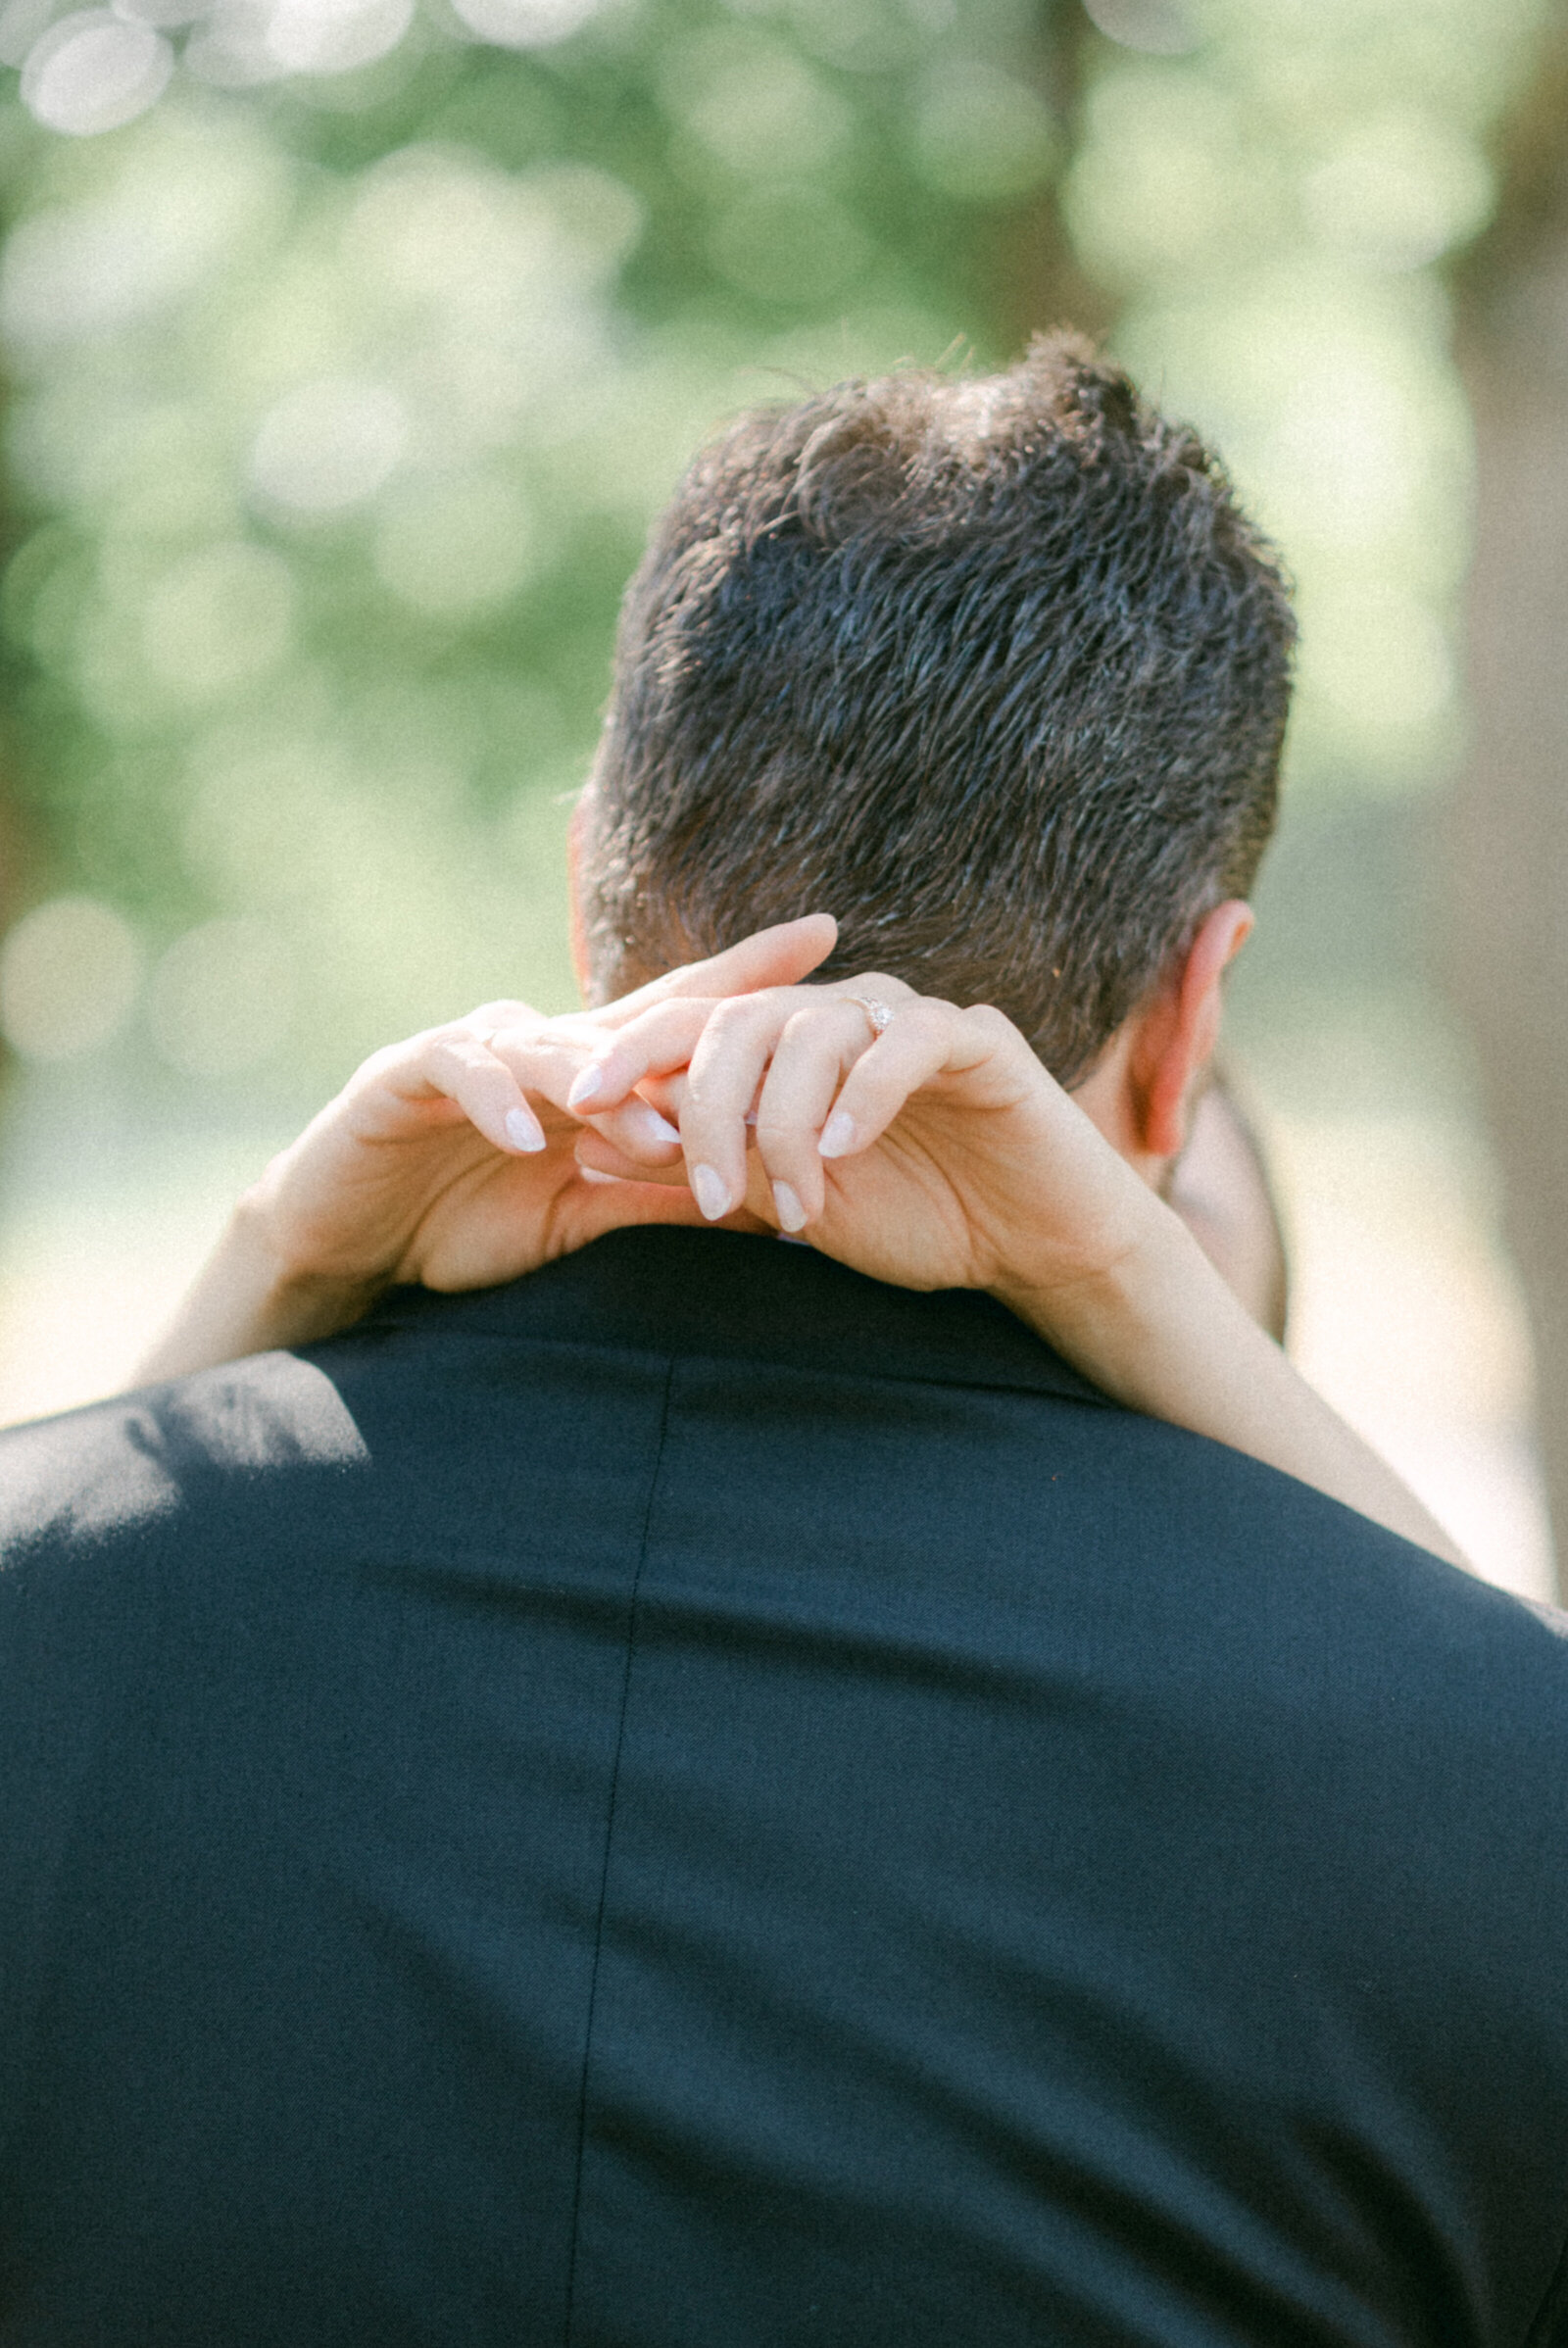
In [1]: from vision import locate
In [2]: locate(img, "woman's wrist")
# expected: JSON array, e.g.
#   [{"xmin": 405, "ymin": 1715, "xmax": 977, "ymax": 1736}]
[
  {"xmin": 992, "ymin": 1197, "xmax": 1468, "ymax": 1568},
  {"xmin": 989, "ymin": 1201, "xmax": 1213, "ymax": 1414},
  {"xmin": 134, "ymin": 1195, "xmax": 387, "ymax": 1385}
]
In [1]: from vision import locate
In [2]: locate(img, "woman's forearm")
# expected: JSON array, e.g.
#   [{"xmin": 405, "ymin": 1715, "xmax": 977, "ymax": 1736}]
[
  {"xmin": 993, "ymin": 1211, "xmax": 1468, "ymax": 1572},
  {"xmin": 134, "ymin": 1198, "xmax": 381, "ymax": 1385}
]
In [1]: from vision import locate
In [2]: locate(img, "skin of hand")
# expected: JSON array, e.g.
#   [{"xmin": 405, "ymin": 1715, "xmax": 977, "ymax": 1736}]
[
  {"xmin": 564, "ymin": 982, "xmax": 1469, "ymax": 1569},
  {"xmin": 564, "ymin": 980, "xmax": 1165, "ymax": 1308},
  {"xmin": 136, "ymin": 916, "xmax": 1464, "ymax": 1568},
  {"xmin": 134, "ymin": 918, "xmax": 838, "ymax": 1379}
]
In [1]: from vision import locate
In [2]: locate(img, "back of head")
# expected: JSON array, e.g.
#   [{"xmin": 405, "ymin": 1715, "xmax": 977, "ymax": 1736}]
[{"xmin": 580, "ymin": 331, "xmax": 1295, "ymax": 1085}]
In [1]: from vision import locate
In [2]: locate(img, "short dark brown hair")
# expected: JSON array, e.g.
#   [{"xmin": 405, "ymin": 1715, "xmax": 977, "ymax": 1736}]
[{"xmin": 579, "ymin": 332, "xmax": 1295, "ymax": 1084}]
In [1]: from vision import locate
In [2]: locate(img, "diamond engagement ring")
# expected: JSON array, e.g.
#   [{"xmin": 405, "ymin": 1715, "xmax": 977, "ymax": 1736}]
[{"xmin": 846, "ymin": 995, "xmax": 895, "ymax": 1041}]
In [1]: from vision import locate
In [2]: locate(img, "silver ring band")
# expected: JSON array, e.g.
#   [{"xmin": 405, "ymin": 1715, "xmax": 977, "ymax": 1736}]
[{"xmin": 846, "ymin": 994, "xmax": 894, "ymax": 1040}]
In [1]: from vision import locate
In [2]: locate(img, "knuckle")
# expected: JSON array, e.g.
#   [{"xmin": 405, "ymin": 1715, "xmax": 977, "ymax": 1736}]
[
  {"xmin": 614, "ymin": 1033, "xmax": 664, "ymax": 1077},
  {"xmin": 894, "ymin": 996, "xmax": 942, "ymax": 1030},
  {"xmin": 897, "ymin": 993, "xmax": 952, "ymax": 1027},
  {"xmin": 701, "ymin": 996, "xmax": 761, "ymax": 1043},
  {"xmin": 604, "ymin": 1007, "xmax": 661, "ymax": 1053},
  {"xmin": 649, "ymin": 993, "xmax": 705, "ymax": 1029},
  {"xmin": 778, "ymin": 1003, "xmax": 833, "ymax": 1046},
  {"xmin": 754, "ymin": 1110, "xmax": 808, "ymax": 1150}
]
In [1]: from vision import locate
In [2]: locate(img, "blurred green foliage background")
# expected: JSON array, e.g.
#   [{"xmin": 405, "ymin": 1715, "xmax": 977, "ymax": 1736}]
[
  {"xmin": 0, "ymin": 0, "xmax": 1541, "ymax": 1098},
  {"xmin": 0, "ymin": 0, "xmax": 1077, "ymax": 1090},
  {"xmin": 0, "ymin": 0, "xmax": 1561, "ymax": 1594}
]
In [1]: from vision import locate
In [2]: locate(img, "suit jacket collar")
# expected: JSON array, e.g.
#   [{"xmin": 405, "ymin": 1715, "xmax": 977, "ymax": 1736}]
[{"xmin": 361, "ymin": 1227, "xmax": 1115, "ymax": 1409}]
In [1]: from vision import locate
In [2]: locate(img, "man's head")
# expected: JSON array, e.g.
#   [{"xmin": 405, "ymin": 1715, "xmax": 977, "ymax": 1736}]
[{"xmin": 574, "ymin": 331, "xmax": 1294, "ymax": 1152}]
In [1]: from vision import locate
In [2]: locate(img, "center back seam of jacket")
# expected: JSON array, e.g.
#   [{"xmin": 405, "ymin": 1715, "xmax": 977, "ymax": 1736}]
[{"xmin": 563, "ymin": 1354, "xmax": 677, "ymax": 2348}]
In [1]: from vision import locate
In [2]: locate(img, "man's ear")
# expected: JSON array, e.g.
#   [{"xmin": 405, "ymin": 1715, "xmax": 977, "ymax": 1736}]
[{"xmin": 1128, "ymin": 900, "xmax": 1254, "ymax": 1162}]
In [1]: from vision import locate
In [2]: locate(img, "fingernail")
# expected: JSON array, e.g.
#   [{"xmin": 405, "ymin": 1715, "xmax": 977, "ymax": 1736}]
[
  {"xmin": 505, "ymin": 1107, "xmax": 547, "ymax": 1152},
  {"xmin": 772, "ymin": 1181, "xmax": 808, "ymax": 1234},
  {"xmin": 578, "ymin": 1165, "xmax": 624, "ymax": 1186},
  {"xmin": 629, "ymin": 1101, "xmax": 681, "ymax": 1148},
  {"xmin": 691, "ymin": 1163, "xmax": 730, "ymax": 1221},
  {"xmin": 566, "ymin": 1064, "xmax": 605, "ymax": 1109},
  {"xmin": 818, "ymin": 1110, "xmax": 856, "ymax": 1159}
]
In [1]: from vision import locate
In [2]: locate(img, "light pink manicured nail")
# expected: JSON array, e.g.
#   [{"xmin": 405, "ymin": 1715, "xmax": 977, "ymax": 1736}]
[
  {"xmin": 818, "ymin": 1110, "xmax": 856, "ymax": 1159},
  {"xmin": 691, "ymin": 1163, "xmax": 730, "ymax": 1221},
  {"xmin": 628, "ymin": 1101, "xmax": 681, "ymax": 1149},
  {"xmin": 505, "ymin": 1107, "xmax": 547, "ymax": 1152},
  {"xmin": 772, "ymin": 1182, "xmax": 808, "ymax": 1233},
  {"xmin": 578, "ymin": 1165, "xmax": 625, "ymax": 1186},
  {"xmin": 566, "ymin": 1064, "xmax": 605, "ymax": 1109}
]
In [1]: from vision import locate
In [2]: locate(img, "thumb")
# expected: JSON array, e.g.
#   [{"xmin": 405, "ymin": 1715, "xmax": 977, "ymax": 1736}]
[{"xmin": 593, "ymin": 915, "xmax": 838, "ymax": 1027}]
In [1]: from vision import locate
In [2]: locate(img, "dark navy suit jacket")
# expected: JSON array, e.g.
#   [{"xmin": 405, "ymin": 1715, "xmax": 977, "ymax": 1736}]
[{"xmin": 3, "ymin": 1226, "xmax": 1568, "ymax": 2346}]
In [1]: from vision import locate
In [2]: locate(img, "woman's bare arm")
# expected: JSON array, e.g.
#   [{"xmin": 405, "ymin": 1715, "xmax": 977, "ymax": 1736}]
[
  {"xmin": 573, "ymin": 978, "xmax": 1467, "ymax": 1570},
  {"xmin": 133, "ymin": 927, "xmax": 1464, "ymax": 1571}
]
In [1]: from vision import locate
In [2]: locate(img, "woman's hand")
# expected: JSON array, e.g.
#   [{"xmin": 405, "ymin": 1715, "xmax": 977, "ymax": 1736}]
[
  {"xmin": 565, "ymin": 980, "xmax": 1468, "ymax": 1568},
  {"xmin": 135, "ymin": 916, "xmax": 1465, "ymax": 1570},
  {"xmin": 564, "ymin": 978, "xmax": 1162, "ymax": 1309},
  {"xmin": 134, "ymin": 917, "xmax": 836, "ymax": 1381}
]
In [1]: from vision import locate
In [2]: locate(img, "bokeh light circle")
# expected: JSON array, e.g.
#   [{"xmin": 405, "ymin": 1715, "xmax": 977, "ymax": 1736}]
[
  {"xmin": 1081, "ymin": 0, "xmax": 1198, "ymax": 56},
  {"xmin": 141, "ymin": 541, "xmax": 296, "ymax": 700},
  {"xmin": 266, "ymin": 0, "xmax": 416, "ymax": 76},
  {"xmin": 249, "ymin": 377, "xmax": 409, "ymax": 513},
  {"xmin": 0, "ymin": 896, "xmax": 143, "ymax": 1061},
  {"xmin": 148, "ymin": 918, "xmax": 294, "ymax": 1078},
  {"xmin": 452, "ymin": 0, "xmax": 605, "ymax": 52},
  {"xmin": 106, "ymin": 1, "xmax": 207, "ymax": 24},
  {"xmin": 21, "ymin": 10, "xmax": 173, "ymax": 135},
  {"xmin": 373, "ymin": 475, "xmax": 536, "ymax": 615}
]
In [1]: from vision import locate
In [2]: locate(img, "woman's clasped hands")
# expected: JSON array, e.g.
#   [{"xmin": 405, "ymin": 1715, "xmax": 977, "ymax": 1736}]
[
  {"xmin": 201, "ymin": 910, "xmax": 1165, "ymax": 1364},
  {"xmin": 137, "ymin": 907, "xmax": 1464, "ymax": 1569},
  {"xmin": 563, "ymin": 942, "xmax": 1160, "ymax": 1314}
]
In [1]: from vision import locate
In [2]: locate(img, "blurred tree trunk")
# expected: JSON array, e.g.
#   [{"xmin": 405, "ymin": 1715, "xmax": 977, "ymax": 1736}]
[
  {"xmin": 993, "ymin": 6, "xmax": 1111, "ymax": 356},
  {"xmin": 1450, "ymin": 16, "xmax": 1568, "ymax": 1596}
]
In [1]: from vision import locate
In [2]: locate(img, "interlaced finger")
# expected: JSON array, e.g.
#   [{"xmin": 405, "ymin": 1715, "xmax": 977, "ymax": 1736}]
[
  {"xmin": 676, "ymin": 993, "xmax": 811, "ymax": 1220},
  {"xmin": 402, "ymin": 1030, "xmax": 555, "ymax": 1156},
  {"xmin": 385, "ymin": 1017, "xmax": 673, "ymax": 1166},
  {"xmin": 564, "ymin": 999, "xmax": 718, "ymax": 1117},
  {"xmin": 812, "ymin": 1003, "xmax": 1007, "ymax": 1169},
  {"xmin": 749, "ymin": 1001, "xmax": 894, "ymax": 1230},
  {"xmin": 573, "ymin": 1131, "xmax": 691, "ymax": 1188},
  {"xmin": 586, "ymin": 914, "xmax": 838, "ymax": 1030},
  {"xmin": 564, "ymin": 976, "xmax": 925, "ymax": 1210},
  {"xmin": 480, "ymin": 1017, "xmax": 683, "ymax": 1164}
]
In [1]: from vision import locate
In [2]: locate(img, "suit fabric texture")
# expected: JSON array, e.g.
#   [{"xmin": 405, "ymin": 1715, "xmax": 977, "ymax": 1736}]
[{"xmin": 2, "ymin": 1224, "xmax": 1567, "ymax": 2347}]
